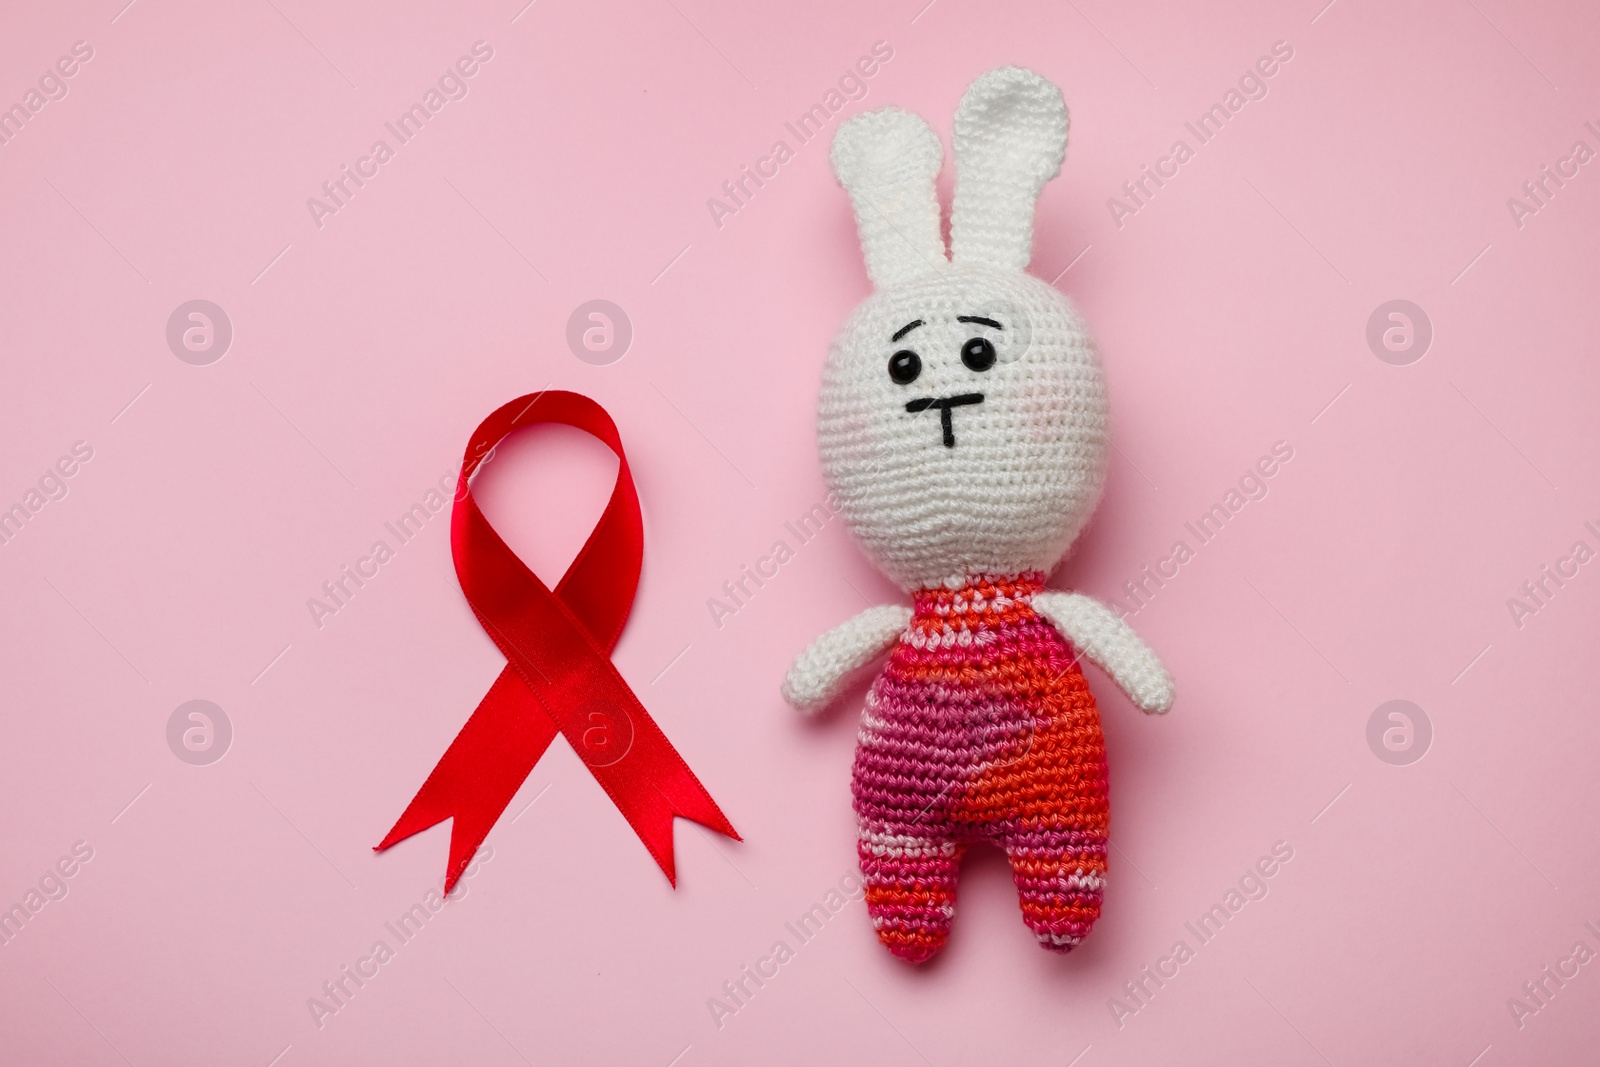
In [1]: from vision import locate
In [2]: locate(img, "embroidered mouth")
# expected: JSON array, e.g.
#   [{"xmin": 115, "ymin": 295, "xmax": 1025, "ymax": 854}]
[{"xmin": 905, "ymin": 393, "xmax": 984, "ymax": 448}]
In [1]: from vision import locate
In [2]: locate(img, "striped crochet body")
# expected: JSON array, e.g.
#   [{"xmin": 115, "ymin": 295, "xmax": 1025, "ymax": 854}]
[{"xmin": 851, "ymin": 573, "xmax": 1109, "ymax": 963}]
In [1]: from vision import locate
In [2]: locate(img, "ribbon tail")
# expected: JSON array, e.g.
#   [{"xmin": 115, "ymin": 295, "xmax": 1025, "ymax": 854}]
[
  {"xmin": 616, "ymin": 755, "xmax": 740, "ymax": 887},
  {"xmin": 375, "ymin": 668, "xmax": 559, "ymax": 892}
]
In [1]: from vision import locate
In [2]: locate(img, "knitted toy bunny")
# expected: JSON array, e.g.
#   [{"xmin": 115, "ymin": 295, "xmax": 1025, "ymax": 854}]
[{"xmin": 782, "ymin": 67, "xmax": 1173, "ymax": 964}]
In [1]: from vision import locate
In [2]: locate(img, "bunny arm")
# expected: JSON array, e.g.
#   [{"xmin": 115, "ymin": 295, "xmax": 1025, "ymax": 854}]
[
  {"xmin": 1031, "ymin": 591, "xmax": 1174, "ymax": 714},
  {"xmin": 782, "ymin": 604, "xmax": 913, "ymax": 715}
]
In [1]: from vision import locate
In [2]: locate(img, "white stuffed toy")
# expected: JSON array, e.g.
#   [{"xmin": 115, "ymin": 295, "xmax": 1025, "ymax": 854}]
[{"xmin": 782, "ymin": 67, "xmax": 1173, "ymax": 962}]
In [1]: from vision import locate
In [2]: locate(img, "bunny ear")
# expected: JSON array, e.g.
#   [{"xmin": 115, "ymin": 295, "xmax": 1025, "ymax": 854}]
[
  {"xmin": 831, "ymin": 107, "xmax": 946, "ymax": 288},
  {"xmin": 950, "ymin": 67, "xmax": 1068, "ymax": 271}
]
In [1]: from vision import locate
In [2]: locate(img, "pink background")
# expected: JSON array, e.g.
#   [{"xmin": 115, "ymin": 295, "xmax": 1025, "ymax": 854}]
[{"xmin": 3, "ymin": 0, "xmax": 1598, "ymax": 1063}]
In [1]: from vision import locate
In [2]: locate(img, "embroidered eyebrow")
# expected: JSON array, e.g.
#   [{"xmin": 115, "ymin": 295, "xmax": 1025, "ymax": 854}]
[
  {"xmin": 891, "ymin": 320, "xmax": 924, "ymax": 342},
  {"xmin": 957, "ymin": 316, "xmax": 1003, "ymax": 329}
]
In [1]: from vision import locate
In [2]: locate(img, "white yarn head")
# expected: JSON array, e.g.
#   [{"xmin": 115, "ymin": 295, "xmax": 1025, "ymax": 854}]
[{"xmin": 819, "ymin": 66, "xmax": 1108, "ymax": 593}]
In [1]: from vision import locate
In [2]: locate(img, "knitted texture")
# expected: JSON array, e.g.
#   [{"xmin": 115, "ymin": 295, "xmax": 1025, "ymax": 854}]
[
  {"xmin": 831, "ymin": 107, "xmax": 945, "ymax": 288},
  {"xmin": 1033, "ymin": 591, "xmax": 1174, "ymax": 713},
  {"xmin": 950, "ymin": 65, "xmax": 1068, "ymax": 271},
  {"xmin": 818, "ymin": 267, "xmax": 1107, "ymax": 592},
  {"xmin": 784, "ymin": 66, "xmax": 1174, "ymax": 964},
  {"xmin": 782, "ymin": 603, "xmax": 912, "ymax": 714},
  {"xmin": 818, "ymin": 68, "xmax": 1104, "ymax": 593},
  {"xmin": 852, "ymin": 574, "xmax": 1107, "ymax": 962}
]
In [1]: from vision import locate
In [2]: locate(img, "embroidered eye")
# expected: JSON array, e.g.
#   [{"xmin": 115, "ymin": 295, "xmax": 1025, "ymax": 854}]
[
  {"xmin": 961, "ymin": 337, "xmax": 997, "ymax": 372},
  {"xmin": 888, "ymin": 350, "xmax": 922, "ymax": 385}
]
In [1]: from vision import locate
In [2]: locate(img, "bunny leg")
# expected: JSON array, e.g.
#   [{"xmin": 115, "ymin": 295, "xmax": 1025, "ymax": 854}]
[
  {"xmin": 1005, "ymin": 831, "xmax": 1107, "ymax": 953},
  {"xmin": 858, "ymin": 829, "xmax": 965, "ymax": 964}
]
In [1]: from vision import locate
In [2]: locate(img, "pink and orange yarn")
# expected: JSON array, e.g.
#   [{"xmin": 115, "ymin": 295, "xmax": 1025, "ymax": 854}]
[{"xmin": 852, "ymin": 573, "xmax": 1109, "ymax": 963}]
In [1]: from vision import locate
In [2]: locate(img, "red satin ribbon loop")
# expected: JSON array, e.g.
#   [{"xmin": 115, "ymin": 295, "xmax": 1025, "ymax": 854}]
[{"xmin": 377, "ymin": 390, "xmax": 737, "ymax": 891}]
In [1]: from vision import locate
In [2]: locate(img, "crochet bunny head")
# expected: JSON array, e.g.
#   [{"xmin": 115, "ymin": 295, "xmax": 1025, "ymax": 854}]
[{"xmin": 818, "ymin": 67, "xmax": 1107, "ymax": 593}]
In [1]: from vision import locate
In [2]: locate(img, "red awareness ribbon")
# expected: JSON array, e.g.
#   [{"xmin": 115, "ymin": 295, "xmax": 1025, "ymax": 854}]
[{"xmin": 376, "ymin": 390, "xmax": 738, "ymax": 892}]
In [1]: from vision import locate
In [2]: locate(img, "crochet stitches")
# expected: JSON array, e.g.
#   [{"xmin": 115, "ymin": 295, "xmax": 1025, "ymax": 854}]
[
  {"xmin": 854, "ymin": 574, "xmax": 1108, "ymax": 961},
  {"xmin": 784, "ymin": 66, "xmax": 1174, "ymax": 963},
  {"xmin": 817, "ymin": 266, "xmax": 1107, "ymax": 591}
]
